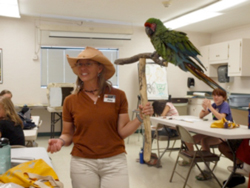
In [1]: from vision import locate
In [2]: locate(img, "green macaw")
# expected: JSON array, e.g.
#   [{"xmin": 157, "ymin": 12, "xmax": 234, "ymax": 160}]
[{"xmin": 144, "ymin": 17, "xmax": 224, "ymax": 91}]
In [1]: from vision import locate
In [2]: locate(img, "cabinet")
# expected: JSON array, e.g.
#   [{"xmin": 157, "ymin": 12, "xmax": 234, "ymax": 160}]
[
  {"xmin": 188, "ymin": 98, "xmax": 214, "ymax": 121},
  {"xmin": 228, "ymin": 39, "xmax": 250, "ymax": 76},
  {"xmin": 199, "ymin": 46, "xmax": 217, "ymax": 77},
  {"xmin": 199, "ymin": 46, "xmax": 209, "ymax": 73},
  {"xmin": 208, "ymin": 42, "xmax": 229, "ymax": 63},
  {"xmin": 199, "ymin": 38, "xmax": 250, "ymax": 77}
]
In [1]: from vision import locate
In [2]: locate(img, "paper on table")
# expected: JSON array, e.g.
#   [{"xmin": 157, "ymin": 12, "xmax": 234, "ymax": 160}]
[{"xmin": 172, "ymin": 117, "xmax": 202, "ymax": 123}]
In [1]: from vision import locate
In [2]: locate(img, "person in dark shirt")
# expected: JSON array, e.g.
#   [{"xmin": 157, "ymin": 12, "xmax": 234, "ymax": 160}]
[{"xmin": 0, "ymin": 96, "xmax": 25, "ymax": 145}]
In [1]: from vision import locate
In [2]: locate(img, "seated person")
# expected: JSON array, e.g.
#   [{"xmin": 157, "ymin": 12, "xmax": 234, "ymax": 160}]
[
  {"xmin": 219, "ymin": 139, "xmax": 250, "ymax": 187},
  {"xmin": 151, "ymin": 100, "xmax": 179, "ymax": 140},
  {"xmin": 0, "ymin": 90, "xmax": 12, "ymax": 99},
  {"xmin": 183, "ymin": 88, "xmax": 233, "ymax": 181},
  {"xmin": 0, "ymin": 96, "xmax": 25, "ymax": 145}
]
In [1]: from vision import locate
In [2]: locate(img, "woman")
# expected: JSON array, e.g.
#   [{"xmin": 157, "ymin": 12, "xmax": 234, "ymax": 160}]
[
  {"xmin": 0, "ymin": 96, "xmax": 25, "ymax": 145},
  {"xmin": 47, "ymin": 47, "xmax": 153, "ymax": 188},
  {"xmin": 185, "ymin": 88, "xmax": 233, "ymax": 180},
  {"xmin": 0, "ymin": 90, "xmax": 12, "ymax": 99}
]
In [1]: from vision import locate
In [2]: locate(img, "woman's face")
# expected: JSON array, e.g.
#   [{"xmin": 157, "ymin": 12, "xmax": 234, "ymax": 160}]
[
  {"xmin": 0, "ymin": 104, "xmax": 6, "ymax": 120},
  {"xmin": 75, "ymin": 59, "xmax": 103, "ymax": 83},
  {"xmin": 213, "ymin": 94, "xmax": 225, "ymax": 105}
]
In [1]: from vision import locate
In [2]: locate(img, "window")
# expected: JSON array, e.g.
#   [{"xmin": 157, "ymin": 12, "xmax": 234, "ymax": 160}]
[{"xmin": 41, "ymin": 47, "xmax": 119, "ymax": 87}]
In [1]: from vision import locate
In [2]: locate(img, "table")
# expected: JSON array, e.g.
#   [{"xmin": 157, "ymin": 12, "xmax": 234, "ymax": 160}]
[
  {"xmin": 150, "ymin": 116, "xmax": 250, "ymax": 140},
  {"xmin": 11, "ymin": 147, "xmax": 52, "ymax": 168},
  {"xmin": 23, "ymin": 116, "xmax": 40, "ymax": 146},
  {"xmin": 150, "ymin": 115, "xmax": 250, "ymax": 188}
]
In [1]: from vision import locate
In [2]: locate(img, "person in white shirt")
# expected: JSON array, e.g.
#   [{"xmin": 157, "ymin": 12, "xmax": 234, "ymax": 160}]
[{"xmin": 151, "ymin": 100, "xmax": 179, "ymax": 139}]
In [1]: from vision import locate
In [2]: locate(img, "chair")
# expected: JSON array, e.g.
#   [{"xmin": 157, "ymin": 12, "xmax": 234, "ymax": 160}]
[
  {"xmin": 151, "ymin": 99, "xmax": 180, "ymax": 167},
  {"xmin": 199, "ymin": 143, "xmax": 223, "ymax": 172},
  {"xmin": 26, "ymin": 120, "xmax": 43, "ymax": 147},
  {"xmin": 47, "ymin": 83, "xmax": 75, "ymax": 138},
  {"xmin": 170, "ymin": 125, "xmax": 222, "ymax": 188},
  {"xmin": 37, "ymin": 120, "xmax": 43, "ymax": 129},
  {"xmin": 151, "ymin": 123, "xmax": 180, "ymax": 168}
]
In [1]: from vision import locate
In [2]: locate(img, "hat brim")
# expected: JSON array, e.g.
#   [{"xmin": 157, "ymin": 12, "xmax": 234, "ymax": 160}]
[{"xmin": 67, "ymin": 54, "xmax": 115, "ymax": 80}]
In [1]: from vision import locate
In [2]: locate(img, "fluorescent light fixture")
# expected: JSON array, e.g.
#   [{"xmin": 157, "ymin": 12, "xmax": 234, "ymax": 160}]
[
  {"xmin": 49, "ymin": 31, "xmax": 132, "ymax": 40},
  {"xmin": 0, "ymin": 0, "xmax": 20, "ymax": 18},
  {"xmin": 164, "ymin": 0, "xmax": 247, "ymax": 29},
  {"xmin": 204, "ymin": 0, "xmax": 248, "ymax": 12},
  {"xmin": 165, "ymin": 10, "xmax": 221, "ymax": 29}
]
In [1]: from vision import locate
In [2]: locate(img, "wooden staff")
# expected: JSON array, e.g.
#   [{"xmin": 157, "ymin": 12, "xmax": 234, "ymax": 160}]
[
  {"xmin": 138, "ymin": 58, "xmax": 151, "ymax": 162},
  {"xmin": 114, "ymin": 52, "xmax": 167, "ymax": 163}
]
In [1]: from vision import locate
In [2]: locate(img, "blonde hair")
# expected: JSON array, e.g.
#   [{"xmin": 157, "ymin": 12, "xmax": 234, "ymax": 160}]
[
  {"xmin": 0, "ymin": 90, "xmax": 12, "ymax": 98},
  {"xmin": 72, "ymin": 63, "xmax": 112, "ymax": 95},
  {"xmin": 0, "ymin": 97, "xmax": 23, "ymax": 128}
]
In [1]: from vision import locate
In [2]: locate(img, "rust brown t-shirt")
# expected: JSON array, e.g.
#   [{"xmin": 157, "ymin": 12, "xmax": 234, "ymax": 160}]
[{"xmin": 63, "ymin": 87, "xmax": 128, "ymax": 159}]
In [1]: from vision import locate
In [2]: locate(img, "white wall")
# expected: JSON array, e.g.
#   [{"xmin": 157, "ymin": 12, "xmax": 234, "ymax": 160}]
[{"xmin": 1, "ymin": 16, "xmax": 249, "ymax": 132}]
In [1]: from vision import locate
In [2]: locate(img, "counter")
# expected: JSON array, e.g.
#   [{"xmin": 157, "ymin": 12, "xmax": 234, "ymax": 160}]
[{"xmin": 187, "ymin": 91, "xmax": 250, "ymax": 111}]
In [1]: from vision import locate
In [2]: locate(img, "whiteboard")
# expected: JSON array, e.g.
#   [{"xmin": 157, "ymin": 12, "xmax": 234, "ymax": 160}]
[{"xmin": 145, "ymin": 63, "xmax": 169, "ymax": 100}]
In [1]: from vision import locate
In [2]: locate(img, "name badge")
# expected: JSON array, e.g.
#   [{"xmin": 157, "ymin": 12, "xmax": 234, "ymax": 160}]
[{"xmin": 104, "ymin": 94, "xmax": 116, "ymax": 103}]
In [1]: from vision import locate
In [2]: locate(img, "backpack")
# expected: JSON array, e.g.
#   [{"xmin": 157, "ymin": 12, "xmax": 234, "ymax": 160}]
[{"xmin": 18, "ymin": 106, "xmax": 36, "ymax": 130}]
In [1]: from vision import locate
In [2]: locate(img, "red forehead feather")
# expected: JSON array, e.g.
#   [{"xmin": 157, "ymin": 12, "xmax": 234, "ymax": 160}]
[{"xmin": 144, "ymin": 22, "xmax": 151, "ymax": 27}]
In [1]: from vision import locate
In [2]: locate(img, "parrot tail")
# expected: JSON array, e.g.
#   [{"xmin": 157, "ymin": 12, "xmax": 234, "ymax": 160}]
[{"xmin": 185, "ymin": 63, "xmax": 225, "ymax": 91}]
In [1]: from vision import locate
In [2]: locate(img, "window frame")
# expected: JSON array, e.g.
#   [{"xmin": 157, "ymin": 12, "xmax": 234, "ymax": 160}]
[{"xmin": 40, "ymin": 46, "xmax": 119, "ymax": 88}]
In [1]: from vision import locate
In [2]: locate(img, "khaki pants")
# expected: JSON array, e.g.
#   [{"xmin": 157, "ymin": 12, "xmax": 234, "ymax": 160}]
[{"xmin": 70, "ymin": 153, "xmax": 129, "ymax": 188}]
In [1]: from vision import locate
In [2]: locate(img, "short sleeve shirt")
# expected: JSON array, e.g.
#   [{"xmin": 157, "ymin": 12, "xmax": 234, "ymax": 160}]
[
  {"xmin": 63, "ymin": 87, "xmax": 128, "ymax": 159},
  {"xmin": 165, "ymin": 102, "xmax": 179, "ymax": 116},
  {"xmin": 209, "ymin": 101, "xmax": 233, "ymax": 121}
]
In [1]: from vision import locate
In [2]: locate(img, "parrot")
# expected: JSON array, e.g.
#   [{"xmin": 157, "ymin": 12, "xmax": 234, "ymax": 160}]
[{"xmin": 144, "ymin": 17, "xmax": 225, "ymax": 91}]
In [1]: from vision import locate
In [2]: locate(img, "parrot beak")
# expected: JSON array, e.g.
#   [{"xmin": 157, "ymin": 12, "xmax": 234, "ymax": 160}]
[{"xmin": 145, "ymin": 27, "xmax": 154, "ymax": 36}]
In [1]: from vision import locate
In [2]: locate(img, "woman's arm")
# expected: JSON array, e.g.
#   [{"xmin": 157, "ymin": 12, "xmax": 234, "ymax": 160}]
[
  {"xmin": 59, "ymin": 121, "xmax": 75, "ymax": 146},
  {"xmin": 47, "ymin": 121, "xmax": 74, "ymax": 153},
  {"xmin": 117, "ymin": 114, "xmax": 141, "ymax": 139},
  {"xmin": 117, "ymin": 102, "xmax": 153, "ymax": 139}
]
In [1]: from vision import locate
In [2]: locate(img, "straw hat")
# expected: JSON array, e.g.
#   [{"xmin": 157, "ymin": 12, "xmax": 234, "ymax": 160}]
[{"xmin": 67, "ymin": 46, "xmax": 115, "ymax": 80}]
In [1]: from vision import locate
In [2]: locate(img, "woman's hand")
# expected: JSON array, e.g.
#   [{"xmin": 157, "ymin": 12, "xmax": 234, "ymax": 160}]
[
  {"xmin": 138, "ymin": 102, "xmax": 154, "ymax": 117},
  {"xmin": 47, "ymin": 138, "xmax": 64, "ymax": 153}
]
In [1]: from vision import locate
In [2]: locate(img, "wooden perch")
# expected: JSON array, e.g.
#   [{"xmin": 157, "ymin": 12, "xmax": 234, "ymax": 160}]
[
  {"xmin": 114, "ymin": 52, "xmax": 168, "ymax": 67},
  {"xmin": 138, "ymin": 58, "xmax": 151, "ymax": 162},
  {"xmin": 114, "ymin": 52, "xmax": 168, "ymax": 162}
]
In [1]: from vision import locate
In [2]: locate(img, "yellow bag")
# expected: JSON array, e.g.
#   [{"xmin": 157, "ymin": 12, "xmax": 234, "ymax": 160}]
[
  {"xmin": 210, "ymin": 118, "xmax": 239, "ymax": 129},
  {"xmin": 0, "ymin": 159, "xmax": 63, "ymax": 188}
]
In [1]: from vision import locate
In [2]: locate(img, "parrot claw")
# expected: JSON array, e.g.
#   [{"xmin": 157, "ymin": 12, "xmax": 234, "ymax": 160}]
[
  {"xmin": 151, "ymin": 51, "xmax": 160, "ymax": 59},
  {"xmin": 150, "ymin": 51, "xmax": 168, "ymax": 67},
  {"xmin": 161, "ymin": 60, "xmax": 168, "ymax": 67}
]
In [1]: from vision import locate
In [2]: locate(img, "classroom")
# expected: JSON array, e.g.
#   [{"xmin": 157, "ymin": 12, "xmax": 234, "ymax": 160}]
[{"xmin": 1, "ymin": 0, "xmax": 250, "ymax": 187}]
